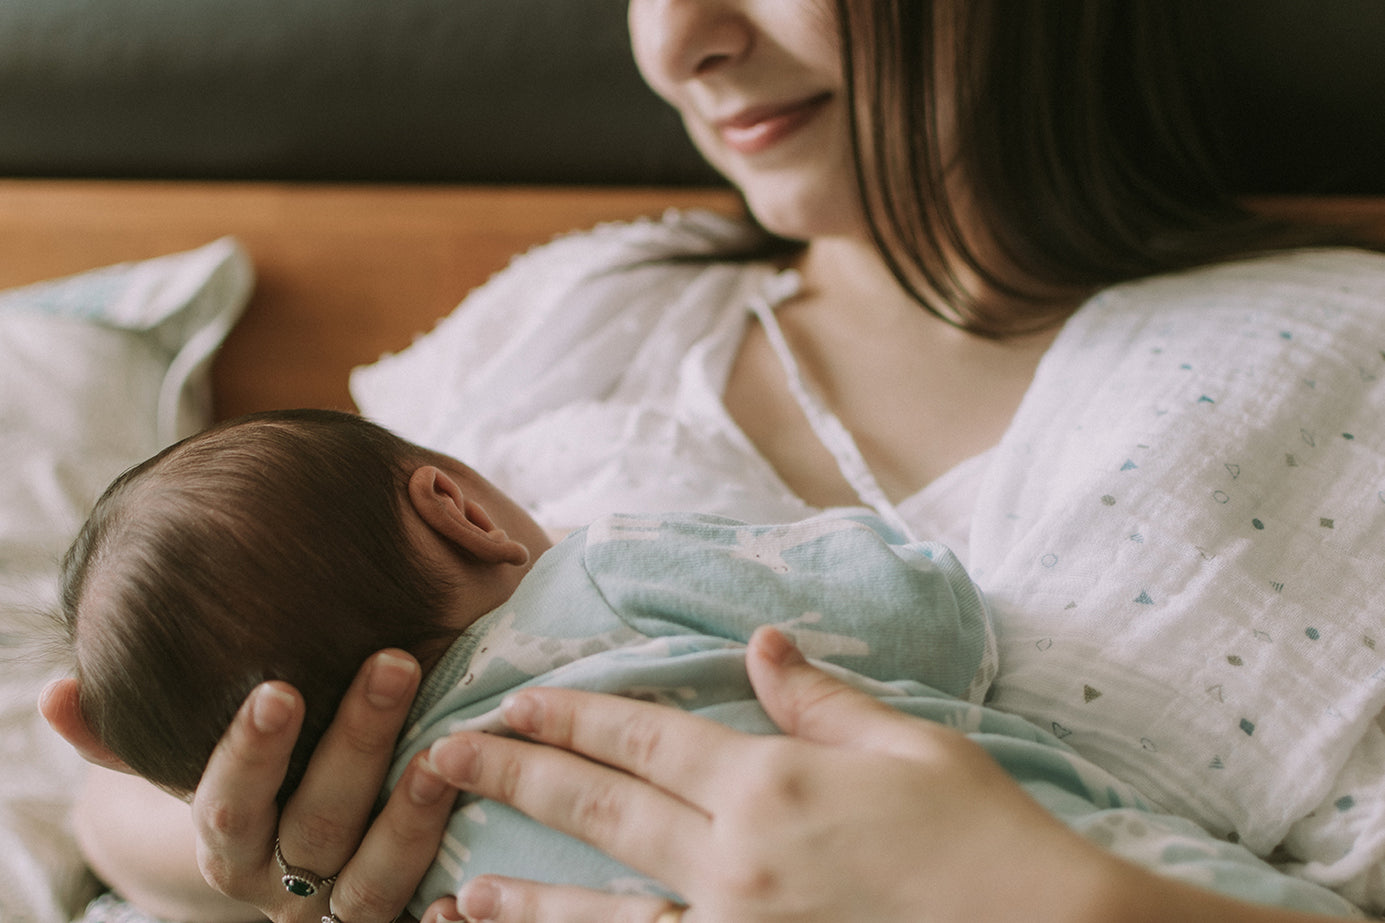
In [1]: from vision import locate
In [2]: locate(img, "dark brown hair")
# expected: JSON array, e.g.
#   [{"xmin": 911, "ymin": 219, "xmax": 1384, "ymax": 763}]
[
  {"xmin": 60, "ymin": 409, "xmax": 458, "ymax": 802},
  {"xmin": 836, "ymin": 0, "xmax": 1340, "ymax": 336}
]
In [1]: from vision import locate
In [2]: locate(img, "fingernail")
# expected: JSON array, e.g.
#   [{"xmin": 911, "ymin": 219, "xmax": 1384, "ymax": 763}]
[
  {"xmin": 409, "ymin": 758, "xmax": 453, "ymax": 806},
  {"xmin": 756, "ymin": 626, "xmax": 805, "ymax": 667},
  {"xmin": 367, "ymin": 652, "xmax": 418, "ymax": 709},
  {"xmin": 458, "ymin": 879, "xmax": 498, "ymax": 922},
  {"xmin": 428, "ymin": 737, "xmax": 480, "ymax": 786},
  {"xmin": 500, "ymin": 693, "xmax": 540, "ymax": 734},
  {"xmin": 251, "ymin": 684, "xmax": 296, "ymax": 734}
]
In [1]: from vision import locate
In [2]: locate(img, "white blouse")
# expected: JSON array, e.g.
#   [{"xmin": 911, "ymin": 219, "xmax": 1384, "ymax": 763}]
[{"xmin": 352, "ymin": 209, "xmax": 984, "ymax": 561}]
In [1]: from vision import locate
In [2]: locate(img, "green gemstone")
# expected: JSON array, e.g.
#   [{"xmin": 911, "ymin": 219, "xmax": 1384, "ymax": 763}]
[{"xmin": 284, "ymin": 876, "xmax": 317, "ymax": 897}]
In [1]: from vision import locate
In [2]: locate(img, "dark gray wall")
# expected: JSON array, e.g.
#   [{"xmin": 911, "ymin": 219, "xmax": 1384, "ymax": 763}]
[{"xmin": 0, "ymin": 0, "xmax": 1379, "ymax": 191}]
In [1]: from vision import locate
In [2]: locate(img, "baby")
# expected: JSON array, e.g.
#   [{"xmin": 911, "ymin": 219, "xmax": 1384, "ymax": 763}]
[
  {"xmin": 46, "ymin": 410, "xmax": 993, "ymax": 896},
  {"xmin": 43, "ymin": 409, "xmax": 1354, "ymax": 917}
]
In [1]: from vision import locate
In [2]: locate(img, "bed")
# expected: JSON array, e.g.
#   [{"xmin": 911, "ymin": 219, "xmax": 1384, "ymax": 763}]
[{"xmin": 1, "ymin": 1, "xmax": 1383, "ymax": 921}]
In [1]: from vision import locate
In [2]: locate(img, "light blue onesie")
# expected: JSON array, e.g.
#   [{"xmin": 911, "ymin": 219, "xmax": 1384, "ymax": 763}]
[{"xmin": 387, "ymin": 511, "xmax": 1362, "ymax": 918}]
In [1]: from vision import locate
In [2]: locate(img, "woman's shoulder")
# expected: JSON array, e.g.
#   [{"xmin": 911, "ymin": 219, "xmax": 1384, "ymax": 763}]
[
  {"xmin": 350, "ymin": 209, "xmax": 777, "ymax": 448},
  {"xmin": 363, "ymin": 207, "xmax": 769, "ymax": 360},
  {"xmin": 1029, "ymin": 246, "xmax": 1385, "ymax": 417},
  {"xmin": 1104, "ymin": 246, "xmax": 1385, "ymax": 304},
  {"xmin": 1072, "ymin": 247, "xmax": 1385, "ymax": 333}
]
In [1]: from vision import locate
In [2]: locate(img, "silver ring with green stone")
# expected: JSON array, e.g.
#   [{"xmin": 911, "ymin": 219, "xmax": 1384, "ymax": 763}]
[{"xmin": 274, "ymin": 838, "xmax": 338, "ymax": 898}]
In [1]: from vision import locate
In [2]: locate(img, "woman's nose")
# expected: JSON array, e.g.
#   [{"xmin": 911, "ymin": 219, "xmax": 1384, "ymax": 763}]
[{"xmin": 630, "ymin": 0, "xmax": 753, "ymax": 86}]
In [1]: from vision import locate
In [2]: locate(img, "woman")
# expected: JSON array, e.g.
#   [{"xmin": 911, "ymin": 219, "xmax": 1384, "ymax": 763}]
[{"xmin": 72, "ymin": 0, "xmax": 1383, "ymax": 920}]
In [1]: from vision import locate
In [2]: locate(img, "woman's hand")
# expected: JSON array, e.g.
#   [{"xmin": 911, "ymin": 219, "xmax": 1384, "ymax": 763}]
[
  {"xmin": 415, "ymin": 627, "xmax": 1142, "ymax": 923},
  {"xmin": 192, "ymin": 649, "xmax": 458, "ymax": 923}
]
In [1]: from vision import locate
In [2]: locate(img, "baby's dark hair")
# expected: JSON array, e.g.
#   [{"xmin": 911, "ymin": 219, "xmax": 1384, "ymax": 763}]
[{"xmin": 59, "ymin": 409, "xmax": 459, "ymax": 803}]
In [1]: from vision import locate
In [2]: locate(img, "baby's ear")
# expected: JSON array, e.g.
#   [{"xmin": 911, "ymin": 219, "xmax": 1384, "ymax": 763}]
[
  {"xmin": 38, "ymin": 678, "xmax": 135, "ymax": 774},
  {"xmin": 407, "ymin": 466, "xmax": 529, "ymax": 566}
]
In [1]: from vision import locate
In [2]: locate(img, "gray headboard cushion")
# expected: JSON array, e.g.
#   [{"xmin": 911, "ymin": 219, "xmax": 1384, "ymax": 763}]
[{"xmin": 0, "ymin": 0, "xmax": 1379, "ymax": 192}]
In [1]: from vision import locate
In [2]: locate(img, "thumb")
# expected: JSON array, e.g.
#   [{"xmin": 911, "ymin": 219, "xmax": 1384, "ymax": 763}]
[
  {"xmin": 416, "ymin": 896, "xmax": 458, "ymax": 923},
  {"xmin": 746, "ymin": 626, "xmax": 944, "ymax": 759}
]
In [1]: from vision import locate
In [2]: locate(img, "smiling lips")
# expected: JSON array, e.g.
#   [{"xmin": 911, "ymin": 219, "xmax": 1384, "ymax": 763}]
[{"xmin": 715, "ymin": 93, "xmax": 832, "ymax": 155}]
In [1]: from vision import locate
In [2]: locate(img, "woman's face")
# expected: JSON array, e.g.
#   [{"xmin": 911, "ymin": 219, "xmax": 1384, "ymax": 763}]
[{"xmin": 628, "ymin": 0, "xmax": 863, "ymax": 241}]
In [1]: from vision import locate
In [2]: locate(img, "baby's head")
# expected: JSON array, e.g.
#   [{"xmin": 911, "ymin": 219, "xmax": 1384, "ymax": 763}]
[{"xmin": 47, "ymin": 409, "xmax": 540, "ymax": 803}]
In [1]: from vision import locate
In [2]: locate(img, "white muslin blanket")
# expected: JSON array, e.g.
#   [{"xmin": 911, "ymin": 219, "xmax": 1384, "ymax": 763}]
[{"xmin": 971, "ymin": 248, "xmax": 1385, "ymax": 907}]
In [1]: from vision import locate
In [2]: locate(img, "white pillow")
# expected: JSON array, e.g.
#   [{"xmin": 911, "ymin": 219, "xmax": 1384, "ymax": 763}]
[{"xmin": 0, "ymin": 238, "xmax": 254, "ymax": 923}]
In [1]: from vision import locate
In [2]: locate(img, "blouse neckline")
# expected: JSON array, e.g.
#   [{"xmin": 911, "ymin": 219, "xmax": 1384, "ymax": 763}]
[{"xmin": 711, "ymin": 265, "xmax": 991, "ymax": 543}]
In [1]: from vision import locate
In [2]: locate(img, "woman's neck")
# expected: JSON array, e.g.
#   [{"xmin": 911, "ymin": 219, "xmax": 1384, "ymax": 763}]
[
  {"xmin": 726, "ymin": 232, "xmax": 1060, "ymax": 507},
  {"xmin": 796, "ymin": 235, "xmax": 926, "ymax": 326}
]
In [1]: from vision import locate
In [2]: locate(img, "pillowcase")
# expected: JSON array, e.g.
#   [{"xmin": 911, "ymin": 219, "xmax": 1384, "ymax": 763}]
[{"xmin": 0, "ymin": 237, "xmax": 253, "ymax": 923}]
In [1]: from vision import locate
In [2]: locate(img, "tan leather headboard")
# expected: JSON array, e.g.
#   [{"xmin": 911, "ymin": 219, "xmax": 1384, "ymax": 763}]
[{"xmin": 0, "ymin": 180, "xmax": 741, "ymax": 418}]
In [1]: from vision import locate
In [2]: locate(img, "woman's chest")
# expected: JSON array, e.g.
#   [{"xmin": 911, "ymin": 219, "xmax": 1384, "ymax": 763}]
[{"xmin": 722, "ymin": 303, "xmax": 1053, "ymax": 509}]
